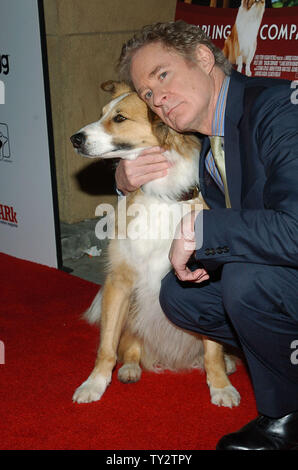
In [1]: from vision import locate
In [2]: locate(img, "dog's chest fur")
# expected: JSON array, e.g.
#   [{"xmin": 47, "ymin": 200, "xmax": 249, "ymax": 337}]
[{"xmin": 114, "ymin": 149, "xmax": 200, "ymax": 292}]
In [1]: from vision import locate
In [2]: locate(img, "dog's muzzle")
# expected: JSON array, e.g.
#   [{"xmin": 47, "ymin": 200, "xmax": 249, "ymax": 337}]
[{"xmin": 70, "ymin": 132, "xmax": 86, "ymax": 149}]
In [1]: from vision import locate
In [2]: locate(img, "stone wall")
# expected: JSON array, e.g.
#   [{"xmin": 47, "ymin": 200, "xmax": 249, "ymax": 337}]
[{"xmin": 43, "ymin": 0, "xmax": 177, "ymax": 223}]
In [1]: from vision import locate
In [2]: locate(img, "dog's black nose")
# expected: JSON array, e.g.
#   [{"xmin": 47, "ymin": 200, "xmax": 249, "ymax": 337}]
[{"xmin": 70, "ymin": 132, "xmax": 85, "ymax": 148}]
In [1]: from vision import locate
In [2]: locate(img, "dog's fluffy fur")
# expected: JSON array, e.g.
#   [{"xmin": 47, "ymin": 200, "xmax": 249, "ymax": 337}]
[
  {"xmin": 70, "ymin": 81, "xmax": 240, "ymax": 407},
  {"xmin": 223, "ymin": 0, "xmax": 265, "ymax": 76}
]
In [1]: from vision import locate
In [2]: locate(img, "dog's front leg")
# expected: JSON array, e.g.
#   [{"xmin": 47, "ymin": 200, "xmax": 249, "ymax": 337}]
[
  {"xmin": 73, "ymin": 267, "xmax": 135, "ymax": 404},
  {"xmin": 245, "ymin": 46, "xmax": 256, "ymax": 77},
  {"xmin": 236, "ymin": 54, "xmax": 243, "ymax": 74},
  {"xmin": 117, "ymin": 327, "xmax": 142, "ymax": 383},
  {"xmin": 203, "ymin": 336, "xmax": 240, "ymax": 408}
]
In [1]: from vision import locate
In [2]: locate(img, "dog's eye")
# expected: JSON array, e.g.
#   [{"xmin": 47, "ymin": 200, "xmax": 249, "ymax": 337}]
[{"xmin": 113, "ymin": 114, "xmax": 126, "ymax": 123}]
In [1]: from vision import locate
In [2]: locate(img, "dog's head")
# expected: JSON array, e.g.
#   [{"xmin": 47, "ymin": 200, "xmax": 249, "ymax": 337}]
[
  {"xmin": 70, "ymin": 80, "xmax": 167, "ymax": 160},
  {"xmin": 70, "ymin": 81, "xmax": 201, "ymax": 199},
  {"xmin": 242, "ymin": 0, "xmax": 265, "ymax": 10}
]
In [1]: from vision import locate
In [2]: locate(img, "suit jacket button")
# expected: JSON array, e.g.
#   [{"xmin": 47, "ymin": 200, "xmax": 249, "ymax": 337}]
[
  {"xmin": 223, "ymin": 246, "xmax": 229, "ymax": 253},
  {"xmin": 211, "ymin": 248, "xmax": 216, "ymax": 255},
  {"xmin": 216, "ymin": 247, "xmax": 223, "ymax": 254},
  {"xmin": 205, "ymin": 248, "xmax": 211, "ymax": 255}
]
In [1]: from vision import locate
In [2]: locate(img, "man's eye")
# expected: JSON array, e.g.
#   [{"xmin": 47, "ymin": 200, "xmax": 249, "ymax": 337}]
[
  {"xmin": 144, "ymin": 90, "xmax": 152, "ymax": 101},
  {"xmin": 160, "ymin": 71, "xmax": 167, "ymax": 80},
  {"xmin": 113, "ymin": 114, "xmax": 126, "ymax": 123}
]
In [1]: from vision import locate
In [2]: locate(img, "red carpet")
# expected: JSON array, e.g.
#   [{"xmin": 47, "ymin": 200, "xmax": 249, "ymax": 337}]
[{"xmin": 0, "ymin": 252, "xmax": 257, "ymax": 450}]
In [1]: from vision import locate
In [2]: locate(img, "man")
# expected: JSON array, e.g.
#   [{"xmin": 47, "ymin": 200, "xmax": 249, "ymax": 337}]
[{"xmin": 115, "ymin": 21, "xmax": 298, "ymax": 450}]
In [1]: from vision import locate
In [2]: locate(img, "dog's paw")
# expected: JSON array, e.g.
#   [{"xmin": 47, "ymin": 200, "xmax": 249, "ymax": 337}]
[
  {"xmin": 72, "ymin": 375, "xmax": 109, "ymax": 404},
  {"xmin": 117, "ymin": 363, "xmax": 142, "ymax": 383},
  {"xmin": 209, "ymin": 384, "xmax": 241, "ymax": 408}
]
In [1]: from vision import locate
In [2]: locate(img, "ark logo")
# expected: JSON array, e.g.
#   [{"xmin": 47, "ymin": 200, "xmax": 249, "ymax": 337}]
[
  {"xmin": 0, "ymin": 203, "xmax": 18, "ymax": 226},
  {"xmin": 0, "ymin": 123, "xmax": 11, "ymax": 161}
]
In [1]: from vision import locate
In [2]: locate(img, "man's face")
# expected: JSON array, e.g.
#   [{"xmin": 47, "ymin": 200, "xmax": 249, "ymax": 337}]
[{"xmin": 130, "ymin": 41, "xmax": 214, "ymax": 134}]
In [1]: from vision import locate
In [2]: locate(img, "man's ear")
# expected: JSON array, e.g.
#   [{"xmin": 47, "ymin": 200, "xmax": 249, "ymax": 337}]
[{"xmin": 194, "ymin": 44, "xmax": 215, "ymax": 74}]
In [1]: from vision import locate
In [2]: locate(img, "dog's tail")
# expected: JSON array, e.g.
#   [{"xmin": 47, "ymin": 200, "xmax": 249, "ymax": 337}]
[{"xmin": 83, "ymin": 289, "xmax": 102, "ymax": 325}]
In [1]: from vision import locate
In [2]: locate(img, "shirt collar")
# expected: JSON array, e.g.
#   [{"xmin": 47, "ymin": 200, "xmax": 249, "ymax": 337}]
[{"xmin": 211, "ymin": 75, "xmax": 230, "ymax": 137}]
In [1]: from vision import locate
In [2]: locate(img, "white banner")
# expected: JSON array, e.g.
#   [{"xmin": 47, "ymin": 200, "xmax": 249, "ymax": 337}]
[{"xmin": 0, "ymin": 0, "xmax": 60, "ymax": 267}]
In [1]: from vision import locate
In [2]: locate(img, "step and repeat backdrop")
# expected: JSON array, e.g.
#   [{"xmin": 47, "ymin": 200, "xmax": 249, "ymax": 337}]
[{"xmin": 0, "ymin": 0, "xmax": 61, "ymax": 268}]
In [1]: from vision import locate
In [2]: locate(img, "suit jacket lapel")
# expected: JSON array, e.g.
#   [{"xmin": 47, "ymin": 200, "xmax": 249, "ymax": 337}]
[
  {"xmin": 199, "ymin": 71, "xmax": 246, "ymax": 210},
  {"xmin": 199, "ymin": 136, "xmax": 209, "ymax": 196},
  {"xmin": 199, "ymin": 136, "xmax": 225, "ymax": 209}
]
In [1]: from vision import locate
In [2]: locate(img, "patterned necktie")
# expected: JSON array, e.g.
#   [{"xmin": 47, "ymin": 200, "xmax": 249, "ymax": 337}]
[{"xmin": 209, "ymin": 136, "xmax": 231, "ymax": 208}]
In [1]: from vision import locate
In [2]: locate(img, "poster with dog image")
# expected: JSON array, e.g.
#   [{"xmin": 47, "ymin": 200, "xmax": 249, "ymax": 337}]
[{"xmin": 175, "ymin": 2, "xmax": 298, "ymax": 80}]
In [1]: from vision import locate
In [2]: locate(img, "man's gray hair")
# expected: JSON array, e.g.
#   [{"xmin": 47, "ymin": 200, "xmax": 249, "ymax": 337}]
[{"xmin": 117, "ymin": 20, "xmax": 232, "ymax": 86}]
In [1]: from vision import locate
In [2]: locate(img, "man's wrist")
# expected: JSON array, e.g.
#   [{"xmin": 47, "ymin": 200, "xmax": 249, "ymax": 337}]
[
  {"xmin": 115, "ymin": 186, "xmax": 125, "ymax": 197},
  {"xmin": 181, "ymin": 210, "xmax": 201, "ymax": 241}
]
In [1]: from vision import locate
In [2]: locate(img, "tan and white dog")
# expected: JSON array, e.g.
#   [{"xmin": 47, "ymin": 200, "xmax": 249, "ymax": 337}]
[
  {"xmin": 223, "ymin": 0, "xmax": 265, "ymax": 77},
  {"xmin": 70, "ymin": 81, "xmax": 240, "ymax": 407}
]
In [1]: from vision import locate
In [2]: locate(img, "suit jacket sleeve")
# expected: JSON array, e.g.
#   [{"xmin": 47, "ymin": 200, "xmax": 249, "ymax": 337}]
[{"xmin": 195, "ymin": 85, "xmax": 298, "ymax": 268}]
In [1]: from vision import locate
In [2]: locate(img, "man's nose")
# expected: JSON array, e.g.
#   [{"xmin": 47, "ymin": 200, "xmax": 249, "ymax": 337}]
[{"xmin": 153, "ymin": 89, "xmax": 168, "ymax": 107}]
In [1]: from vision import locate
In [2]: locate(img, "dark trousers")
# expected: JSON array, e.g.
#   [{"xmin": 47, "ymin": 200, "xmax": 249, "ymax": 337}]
[{"xmin": 159, "ymin": 262, "xmax": 298, "ymax": 418}]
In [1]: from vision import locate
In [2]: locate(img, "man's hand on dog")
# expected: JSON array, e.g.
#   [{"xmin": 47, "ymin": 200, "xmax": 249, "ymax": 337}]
[{"xmin": 115, "ymin": 147, "xmax": 171, "ymax": 194}]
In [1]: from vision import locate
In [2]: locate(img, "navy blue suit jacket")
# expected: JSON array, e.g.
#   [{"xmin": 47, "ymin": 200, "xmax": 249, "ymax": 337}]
[{"xmin": 195, "ymin": 70, "xmax": 298, "ymax": 269}]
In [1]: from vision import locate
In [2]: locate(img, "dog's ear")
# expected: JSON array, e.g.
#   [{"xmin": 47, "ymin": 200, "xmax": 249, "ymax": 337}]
[
  {"xmin": 147, "ymin": 108, "xmax": 169, "ymax": 146},
  {"xmin": 101, "ymin": 80, "xmax": 132, "ymax": 99}
]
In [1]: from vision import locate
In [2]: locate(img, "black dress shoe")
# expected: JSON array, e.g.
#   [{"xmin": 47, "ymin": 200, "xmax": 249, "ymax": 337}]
[{"xmin": 216, "ymin": 411, "xmax": 298, "ymax": 450}]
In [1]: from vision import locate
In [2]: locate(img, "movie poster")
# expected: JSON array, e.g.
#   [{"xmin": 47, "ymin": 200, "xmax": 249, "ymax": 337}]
[{"xmin": 175, "ymin": 1, "xmax": 298, "ymax": 81}]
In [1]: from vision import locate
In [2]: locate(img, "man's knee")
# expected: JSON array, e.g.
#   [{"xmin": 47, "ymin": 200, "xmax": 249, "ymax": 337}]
[
  {"xmin": 160, "ymin": 270, "xmax": 227, "ymax": 332},
  {"xmin": 221, "ymin": 262, "xmax": 278, "ymax": 321},
  {"xmin": 221, "ymin": 263, "xmax": 254, "ymax": 317}
]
